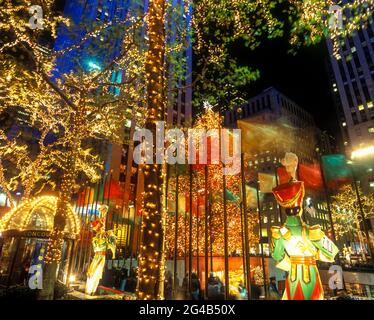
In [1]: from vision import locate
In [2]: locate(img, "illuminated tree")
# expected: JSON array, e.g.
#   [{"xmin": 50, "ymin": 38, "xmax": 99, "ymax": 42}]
[
  {"xmin": 0, "ymin": 1, "xmax": 145, "ymax": 299},
  {"xmin": 253, "ymin": 265, "xmax": 264, "ymax": 286},
  {"xmin": 136, "ymin": 0, "xmax": 167, "ymax": 300},
  {"xmin": 164, "ymin": 107, "xmax": 259, "ymax": 260},
  {"xmin": 287, "ymin": 0, "xmax": 374, "ymax": 57},
  {"xmin": 192, "ymin": 0, "xmax": 283, "ymax": 110},
  {"xmin": 331, "ymin": 184, "xmax": 374, "ymax": 253},
  {"xmin": 193, "ymin": 0, "xmax": 374, "ymax": 110}
]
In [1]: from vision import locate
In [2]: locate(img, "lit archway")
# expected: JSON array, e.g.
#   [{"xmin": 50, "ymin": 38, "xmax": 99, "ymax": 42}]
[
  {"xmin": 0, "ymin": 195, "xmax": 80, "ymax": 238},
  {"xmin": 0, "ymin": 196, "xmax": 81, "ymax": 287}
]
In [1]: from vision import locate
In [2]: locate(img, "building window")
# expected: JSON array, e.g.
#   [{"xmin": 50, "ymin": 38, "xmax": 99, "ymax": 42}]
[
  {"xmin": 338, "ymin": 60, "xmax": 347, "ymax": 82},
  {"xmin": 346, "ymin": 59, "xmax": 355, "ymax": 79},
  {"xmin": 345, "ymin": 84, "xmax": 354, "ymax": 108},
  {"xmin": 360, "ymin": 79, "xmax": 371, "ymax": 102},
  {"xmin": 363, "ymin": 45, "xmax": 373, "ymax": 66},
  {"xmin": 368, "ymin": 127, "xmax": 374, "ymax": 133}
]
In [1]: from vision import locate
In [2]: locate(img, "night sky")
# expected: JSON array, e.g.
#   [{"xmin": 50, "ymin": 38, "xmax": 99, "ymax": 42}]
[{"xmin": 231, "ymin": 37, "xmax": 341, "ymax": 141}]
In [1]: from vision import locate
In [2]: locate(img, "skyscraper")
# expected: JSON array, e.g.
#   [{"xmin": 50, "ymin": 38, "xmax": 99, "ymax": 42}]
[{"xmin": 326, "ymin": 21, "xmax": 374, "ymax": 154}]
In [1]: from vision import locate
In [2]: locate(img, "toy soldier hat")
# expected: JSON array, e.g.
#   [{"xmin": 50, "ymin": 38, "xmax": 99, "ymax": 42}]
[
  {"xmin": 272, "ymin": 181, "xmax": 305, "ymax": 208},
  {"xmin": 91, "ymin": 216, "xmax": 105, "ymax": 229}
]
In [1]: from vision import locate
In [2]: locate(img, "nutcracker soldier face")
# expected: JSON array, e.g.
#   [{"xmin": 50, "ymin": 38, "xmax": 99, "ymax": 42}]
[
  {"xmin": 273, "ymin": 152, "xmax": 305, "ymax": 217},
  {"xmin": 91, "ymin": 205, "xmax": 109, "ymax": 232},
  {"xmin": 280, "ymin": 152, "xmax": 298, "ymax": 181}
]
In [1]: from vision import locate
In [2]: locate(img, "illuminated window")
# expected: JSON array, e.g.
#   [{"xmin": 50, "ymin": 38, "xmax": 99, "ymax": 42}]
[
  {"xmin": 358, "ymin": 105, "xmax": 364, "ymax": 111},
  {"xmin": 368, "ymin": 102, "xmax": 373, "ymax": 109},
  {"xmin": 369, "ymin": 127, "xmax": 374, "ymax": 133}
]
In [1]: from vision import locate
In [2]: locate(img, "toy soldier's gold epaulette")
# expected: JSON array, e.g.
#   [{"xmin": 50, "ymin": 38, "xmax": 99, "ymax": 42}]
[
  {"xmin": 280, "ymin": 226, "xmax": 292, "ymax": 240},
  {"xmin": 309, "ymin": 225, "xmax": 325, "ymax": 241},
  {"xmin": 271, "ymin": 226, "xmax": 281, "ymax": 239}
]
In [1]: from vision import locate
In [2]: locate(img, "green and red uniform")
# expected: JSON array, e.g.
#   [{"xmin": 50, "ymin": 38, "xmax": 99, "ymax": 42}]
[{"xmin": 271, "ymin": 181, "xmax": 339, "ymax": 300}]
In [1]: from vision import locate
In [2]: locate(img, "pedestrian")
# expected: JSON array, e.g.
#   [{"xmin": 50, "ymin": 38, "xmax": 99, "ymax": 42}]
[
  {"xmin": 164, "ymin": 271, "xmax": 173, "ymax": 300},
  {"xmin": 251, "ymin": 283, "xmax": 261, "ymax": 300},
  {"xmin": 190, "ymin": 272, "xmax": 201, "ymax": 300},
  {"xmin": 119, "ymin": 267, "xmax": 128, "ymax": 292},
  {"xmin": 125, "ymin": 269, "xmax": 137, "ymax": 293},
  {"xmin": 238, "ymin": 281, "xmax": 248, "ymax": 300},
  {"xmin": 336, "ymin": 289, "xmax": 353, "ymax": 300},
  {"xmin": 267, "ymin": 276, "xmax": 280, "ymax": 300},
  {"xmin": 182, "ymin": 273, "xmax": 189, "ymax": 299}
]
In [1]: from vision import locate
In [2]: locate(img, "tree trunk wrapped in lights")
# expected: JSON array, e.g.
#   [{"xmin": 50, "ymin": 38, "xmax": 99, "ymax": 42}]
[
  {"xmin": 39, "ymin": 169, "xmax": 74, "ymax": 299},
  {"xmin": 136, "ymin": 0, "xmax": 166, "ymax": 300}
]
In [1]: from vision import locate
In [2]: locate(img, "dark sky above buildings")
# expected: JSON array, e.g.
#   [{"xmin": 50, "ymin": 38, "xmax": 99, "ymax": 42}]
[
  {"xmin": 53, "ymin": 0, "xmax": 340, "ymax": 140},
  {"xmin": 231, "ymin": 37, "xmax": 341, "ymax": 140}
]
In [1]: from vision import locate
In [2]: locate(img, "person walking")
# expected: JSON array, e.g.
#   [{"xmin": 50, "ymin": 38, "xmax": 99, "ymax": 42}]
[
  {"xmin": 164, "ymin": 271, "xmax": 173, "ymax": 300},
  {"xmin": 190, "ymin": 272, "xmax": 201, "ymax": 300},
  {"xmin": 182, "ymin": 273, "xmax": 189, "ymax": 299},
  {"xmin": 267, "ymin": 277, "xmax": 280, "ymax": 300},
  {"xmin": 119, "ymin": 267, "xmax": 128, "ymax": 292}
]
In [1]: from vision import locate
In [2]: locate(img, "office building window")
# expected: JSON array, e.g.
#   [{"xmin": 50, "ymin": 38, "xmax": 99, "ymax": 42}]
[
  {"xmin": 346, "ymin": 59, "xmax": 355, "ymax": 79},
  {"xmin": 360, "ymin": 79, "xmax": 371, "ymax": 102},
  {"xmin": 344, "ymin": 84, "xmax": 354, "ymax": 108},
  {"xmin": 338, "ymin": 60, "xmax": 347, "ymax": 82},
  {"xmin": 348, "ymin": 36, "xmax": 354, "ymax": 48},
  {"xmin": 363, "ymin": 45, "xmax": 373, "ymax": 66},
  {"xmin": 352, "ymin": 81, "xmax": 362, "ymax": 105},
  {"xmin": 367, "ymin": 24, "xmax": 374, "ymax": 39},
  {"xmin": 358, "ymin": 29, "xmax": 366, "ymax": 43},
  {"xmin": 353, "ymin": 52, "xmax": 361, "ymax": 69},
  {"xmin": 352, "ymin": 112, "xmax": 359, "ymax": 124},
  {"xmin": 360, "ymin": 110, "xmax": 367, "ymax": 122}
]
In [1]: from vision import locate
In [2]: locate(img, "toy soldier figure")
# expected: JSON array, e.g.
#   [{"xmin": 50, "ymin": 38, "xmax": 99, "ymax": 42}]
[
  {"xmin": 86, "ymin": 205, "xmax": 116, "ymax": 295},
  {"xmin": 271, "ymin": 153, "xmax": 339, "ymax": 300}
]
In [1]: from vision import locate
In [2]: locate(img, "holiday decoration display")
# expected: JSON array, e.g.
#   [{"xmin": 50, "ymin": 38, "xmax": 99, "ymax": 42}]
[
  {"xmin": 86, "ymin": 205, "xmax": 116, "ymax": 295},
  {"xmin": 270, "ymin": 153, "xmax": 339, "ymax": 300}
]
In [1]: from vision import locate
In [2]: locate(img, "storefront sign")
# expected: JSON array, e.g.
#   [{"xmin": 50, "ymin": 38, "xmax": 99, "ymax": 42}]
[{"xmin": 1, "ymin": 229, "xmax": 77, "ymax": 240}]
